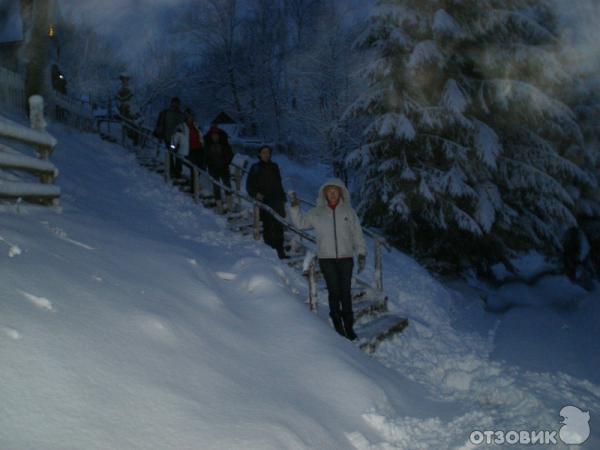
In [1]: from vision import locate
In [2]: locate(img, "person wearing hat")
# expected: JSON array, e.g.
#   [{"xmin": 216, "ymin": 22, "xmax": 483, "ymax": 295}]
[
  {"xmin": 288, "ymin": 179, "xmax": 367, "ymax": 340},
  {"xmin": 204, "ymin": 124, "xmax": 234, "ymax": 213},
  {"xmin": 246, "ymin": 145, "xmax": 287, "ymax": 259}
]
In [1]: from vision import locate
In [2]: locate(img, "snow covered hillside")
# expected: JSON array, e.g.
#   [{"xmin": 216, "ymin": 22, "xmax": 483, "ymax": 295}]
[{"xmin": 1, "ymin": 120, "xmax": 599, "ymax": 449}]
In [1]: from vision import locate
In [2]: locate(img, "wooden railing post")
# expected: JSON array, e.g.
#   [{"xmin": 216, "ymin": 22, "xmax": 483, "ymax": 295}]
[
  {"xmin": 107, "ymin": 97, "xmax": 112, "ymax": 134},
  {"xmin": 29, "ymin": 95, "xmax": 46, "ymax": 132},
  {"xmin": 308, "ymin": 256, "xmax": 318, "ymax": 311},
  {"xmin": 375, "ymin": 238, "xmax": 383, "ymax": 291},
  {"xmin": 164, "ymin": 148, "xmax": 171, "ymax": 183},
  {"xmin": 290, "ymin": 236, "xmax": 301, "ymax": 256},
  {"xmin": 253, "ymin": 204, "xmax": 261, "ymax": 240},
  {"xmin": 121, "ymin": 121, "xmax": 127, "ymax": 147},
  {"xmin": 29, "ymin": 95, "xmax": 50, "ymax": 163},
  {"xmin": 193, "ymin": 166, "xmax": 200, "ymax": 203},
  {"xmin": 234, "ymin": 165, "xmax": 242, "ymax": 193},
  {"xmin": 234, "ymin": 165, "xmax": 242, "ymax": 213}
]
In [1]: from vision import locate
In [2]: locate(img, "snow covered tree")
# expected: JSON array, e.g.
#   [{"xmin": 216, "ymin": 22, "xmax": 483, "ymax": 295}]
[
  {"xmin": 345, "ymin": 0, "xmax": 595, "ymax": 274},
  {"xmin": 236, "ymin": 0, "xmax": 289, "ymax": 141},
  {"xmin": 563, "ymin": 61, "xmax": 600, "ymax": 273},
  {"xmin": 282, "ymin": 0, "xmax": 362, "ymax": 165},
  {"xmin": 59, "ymin": 18, "xmax": 126, "ymax": 102}
]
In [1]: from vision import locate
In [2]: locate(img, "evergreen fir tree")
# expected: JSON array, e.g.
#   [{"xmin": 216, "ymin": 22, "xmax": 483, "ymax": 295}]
[{"xmin": 345, "ymin": 0, "xmax": 595, "ymax": 274}]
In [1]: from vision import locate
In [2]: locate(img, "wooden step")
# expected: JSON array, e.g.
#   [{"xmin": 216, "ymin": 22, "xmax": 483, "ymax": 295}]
[
  {"xmin": 351, "ymin": 287, "xmax": 368, "ymax": 302},
  {"xmin": 228, "ymin": 220, "xmax": 253, "ymax": 228},
  {"xmin": 140, "ymin": 162, "xmax": 161, "ymax": 169},
  {"xmin": 171, "ymin": 177, "xmax": 189, "ymax": 186},
  {"xmin": 226, "ymin": 211, "xmax": 249, "ymax": 221},
  {"xmin": 285, "ymin": 255, "xmax": 306, "ymax": 269},
  {"xmin": 100, "ymin": 133, "xmax": 117, "ymax": 142},
  {"xmin": 357, "ymin": 314, "xmax": 408, "ymax": 354},
  {"xmin": 353, "ymin": 296, "xmax": 388, "ymax": 321}
]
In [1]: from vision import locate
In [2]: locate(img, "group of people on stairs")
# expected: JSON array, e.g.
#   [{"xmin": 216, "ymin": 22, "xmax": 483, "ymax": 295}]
[
  {"xmin": 153, "ymin": 97, "xmax": 234, "ymax": 212},
  {"xmin": 151, "ymin": 97, "xmax": 368, "ymax": 342}
]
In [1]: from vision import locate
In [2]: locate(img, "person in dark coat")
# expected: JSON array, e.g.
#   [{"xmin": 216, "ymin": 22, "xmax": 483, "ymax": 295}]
[
  {"xmin": 204, "ymin": 125, "xmax": 234, "ymax": 211},
  {"xmin": 51, "ymin": 64, "xmax": 67, "ymax": 95},
  {"xmin": 154, "ymin": 97, "xmax": 185, "ymax": 145},
  {"xmin": 246, "ymin": 145, "xmax": 287, "ymax": 259},
  {"xmin": 154, "ymin": 97, "xmax": 185, "ymax": 178},
  {"xmin": 51, "ymin": 64, "xmax": 68, "ymax": 121}
]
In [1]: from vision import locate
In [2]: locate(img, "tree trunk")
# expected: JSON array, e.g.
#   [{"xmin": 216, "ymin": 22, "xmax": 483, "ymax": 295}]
[{"xmin": 24, "ymin": 0, "xmax": 51, "ymax": 105}]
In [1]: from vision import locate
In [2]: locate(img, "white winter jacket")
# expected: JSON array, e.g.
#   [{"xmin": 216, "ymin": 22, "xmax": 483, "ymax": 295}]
[
  {"xmin": 289, "ymin": 178, "xmax": 367, "ymax": 259},
  {"xmin": 171, "ymin": 122, "xmax": 203, "ymax": 157}
]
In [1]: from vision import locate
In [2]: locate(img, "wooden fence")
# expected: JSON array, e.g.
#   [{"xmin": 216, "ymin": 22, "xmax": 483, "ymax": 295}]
[
  {"xmin": 0, "ymin": 66, "xmax": 26, "ymax": 114},
  {"xmin": 0, "ymin": 96, "xmax": 60, "ymax": 204}
]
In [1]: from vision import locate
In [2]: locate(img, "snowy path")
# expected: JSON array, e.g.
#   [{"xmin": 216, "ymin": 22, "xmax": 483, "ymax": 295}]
[
  {"xmin": 276, "ymin": 156, "xmax": 600, "ymax": 448},
  {"xmin": 337, "ymin": 239, "xmax": 600, "ymax": 448},
  {"xmin": 1, "ymin": 121, "xmax": 598, "ymax": 449}
]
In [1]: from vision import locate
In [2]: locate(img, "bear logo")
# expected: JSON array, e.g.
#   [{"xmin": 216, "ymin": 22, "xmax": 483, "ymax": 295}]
[{"xmin": 559, "ymin": 405, "xmax": 591, "ymax": 445}]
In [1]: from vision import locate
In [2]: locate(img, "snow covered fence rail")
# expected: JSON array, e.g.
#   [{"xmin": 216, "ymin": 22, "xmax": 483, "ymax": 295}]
[
  {"xmin": 0, "ymin": 66, "xmax": 26, "ymax": 114},
  {"xmin": 0, "ymin": 96, "xmax": 60, "ymax": 205},
  {"xmin": 97, "ymin": 115, "xmax": 161, "ymax": 156},
  {"xmin": 50, "ymin": 90, "xmax": 95, "ymax": 131}
]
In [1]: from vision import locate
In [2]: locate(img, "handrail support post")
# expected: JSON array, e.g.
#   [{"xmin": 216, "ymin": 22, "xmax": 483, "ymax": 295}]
[{"xmin": 375, "ymin": 238, "xmax": 383, "ymax": 291}]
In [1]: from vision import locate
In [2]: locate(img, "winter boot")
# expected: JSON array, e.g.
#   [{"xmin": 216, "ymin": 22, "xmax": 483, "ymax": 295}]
[
  {"xmin": 342, "ymin": 313, "xmax": 358, "ymax": 341},
  {"xmin": 330, "ymin": 314, "xmax": 346, "ymax": 337},
  {"xmin": 276, "ymin": 245, "xmax": 288, "ymax": 259}
]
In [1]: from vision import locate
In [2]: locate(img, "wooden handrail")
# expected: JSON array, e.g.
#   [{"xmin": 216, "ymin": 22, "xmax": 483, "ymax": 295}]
[
  {"xmin": 168, "ymin": 149, "xmax": 317, "ymax": 244},
  {"xmin": 230, "ymin": 157, "xmax": 390, "ymax": 250},
  {"xmin": 96, "ymin": 105, "xmax": 390, "ymax": 291}
]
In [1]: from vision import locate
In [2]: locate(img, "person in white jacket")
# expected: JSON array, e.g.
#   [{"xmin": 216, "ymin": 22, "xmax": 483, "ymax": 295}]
[{"xmin": 288, "ymin": 178, "xmax": 366, "ymax": 340}]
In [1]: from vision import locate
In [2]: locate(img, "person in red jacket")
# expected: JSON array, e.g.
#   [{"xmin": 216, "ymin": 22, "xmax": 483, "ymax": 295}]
[{"xmin": 172, "ymin": 109, "xmax": 204, "ymax": 182}]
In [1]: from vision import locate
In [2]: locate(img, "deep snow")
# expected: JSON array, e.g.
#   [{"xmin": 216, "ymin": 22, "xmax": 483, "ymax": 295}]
[{"xmin": 1, "ymin": 119, "xmax": 599, "ymax": 449}]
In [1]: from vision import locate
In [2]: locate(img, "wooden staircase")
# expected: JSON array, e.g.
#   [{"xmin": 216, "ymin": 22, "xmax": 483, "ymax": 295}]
[
  {"xmin": 279, "ymin": 240, "xmax": 408, "ymax": 353},
  {"xmin": 100, "ymin": 124, "xmax": 409, "ymax": 354}
]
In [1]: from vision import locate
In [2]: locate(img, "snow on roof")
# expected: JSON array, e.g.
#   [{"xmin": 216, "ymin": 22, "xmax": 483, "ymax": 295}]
[
  {"xmin": 0, "ymin": 0, "xmax": 23, "ymax": 44},
  {"xmin": 212, "ymin": 111, "xmax": 236, "ymax": 124}
]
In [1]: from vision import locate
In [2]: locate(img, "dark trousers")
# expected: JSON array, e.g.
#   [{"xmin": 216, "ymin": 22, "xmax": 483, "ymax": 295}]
[
  {"xmin": 262, "ymin": 206, "xmax": 285, "ymax": 257},
  {"xmin": 208, "ymin": 166, "xmax": 231, "ymax": 200},
  {"xmin": 165, "ymin": 141, "xmax": 182, "ymax": 179},
  {"xmin": 172, "ymin": 156, "xmax": 183, "ymax": 178},
  {"xmin": 186, "ymin": 152, "xmax": 205, "ymax": 189},
  {"xmin": 319, "ymin": 258, "xmax": 355, "ymax": 337},
  {"xmin": 187, "ymin": 152, "xmax": 205, "ymax": 170}
]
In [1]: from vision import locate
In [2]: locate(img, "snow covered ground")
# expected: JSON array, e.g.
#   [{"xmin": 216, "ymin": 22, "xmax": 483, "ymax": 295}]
[{"xmin": 1, "ymin": 119, "xmax": 598, "ymax": 449}]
